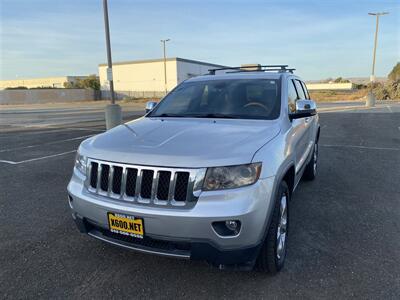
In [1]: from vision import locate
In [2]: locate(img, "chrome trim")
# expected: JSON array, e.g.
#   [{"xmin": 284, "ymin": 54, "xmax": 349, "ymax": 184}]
[
  {"xmin": 107, "ymin": 165, "xmax": 114, "ymax": 196},
  {"xmin": 87, "ymin": 231, "xmax": 190, "ymax": 259},
  {"xmin": 96, "ymin": 163, "xmax": 102, "ymax": 193},
  {"xmin": 120, "ymin": 167, "xmax": 127, "ymax": 200},
  {"xmin": 85, "ymin": 158, "xmax": 206, "ymax": 208}
]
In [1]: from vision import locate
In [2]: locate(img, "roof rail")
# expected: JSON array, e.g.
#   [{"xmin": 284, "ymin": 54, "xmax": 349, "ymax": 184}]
[{"xmin": 208, "ymin": 65, "xmax": 295, "ymax": 75}]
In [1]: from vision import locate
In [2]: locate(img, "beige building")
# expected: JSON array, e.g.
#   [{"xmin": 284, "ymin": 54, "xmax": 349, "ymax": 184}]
[
  {"xmin": 0, "ymin": 76, "xmax": 88, "ymax": 90},
  {"xmin": 306, "ymin": 82, "xmax": 355, "ymax": 91},
  {"xmin": 98, "ymin": 57, "xmax": 225, "ymax": 98}
]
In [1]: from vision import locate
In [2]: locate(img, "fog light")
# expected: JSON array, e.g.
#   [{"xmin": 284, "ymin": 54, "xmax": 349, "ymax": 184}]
[
  {"xmin": 212, "ymin": 220, "xmax": 241, "ymax": 236},
  {"xmin": 225, "ymin": 220, "xmax": 238, "ymax": 231}
]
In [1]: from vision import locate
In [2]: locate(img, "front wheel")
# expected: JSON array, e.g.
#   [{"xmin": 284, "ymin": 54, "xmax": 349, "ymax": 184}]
[
  {"xmin": 303, "ymin": 142, "xmax": 318, "ymax": 181},
  {"xmin": 256, "ymin": 181, "xmax": 289, "ymax": 274}
]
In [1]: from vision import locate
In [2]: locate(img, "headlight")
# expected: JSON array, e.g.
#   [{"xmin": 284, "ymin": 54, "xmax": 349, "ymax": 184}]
[
  {"xmin": 203, "ymin": 163, "xmax": 262, "ymax": 191},
  {"xmin": 75, "ymin": 152, "xmax": 87, "ymax": 175}
]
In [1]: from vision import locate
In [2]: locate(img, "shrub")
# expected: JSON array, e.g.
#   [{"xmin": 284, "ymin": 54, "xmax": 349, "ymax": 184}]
[
  {"xmin": 388, "ymin": 62, "xmax": 400, "ymax": 81},
  {"xmin": 5, "ymin": 86, "xmax": 28, "ymax": 89},
  {"xmin": 370, "ymin": 80, "xmax": 400, "ymax": 100},
  {"xmin": 64, "ymin": 75, "xmax": 100, "ymax": 90}
]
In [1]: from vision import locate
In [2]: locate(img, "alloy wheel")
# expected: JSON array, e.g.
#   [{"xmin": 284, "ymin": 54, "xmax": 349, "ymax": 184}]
[{"xmin": 276, "ymin": 194, "xmax": 288, "ymax": 260}]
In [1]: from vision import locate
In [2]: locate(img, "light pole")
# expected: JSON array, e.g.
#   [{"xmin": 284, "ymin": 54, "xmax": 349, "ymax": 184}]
[
  {"xmin": 366, "ymin": 12, "xmax": 389, "ymax": 107},
  {"xmin": 161, "ymin": 39, "xmax": 170, "ymax": 95},
  {"xmin": 103, "ymin": 0, "xmax": 122, "ymax": 129}
]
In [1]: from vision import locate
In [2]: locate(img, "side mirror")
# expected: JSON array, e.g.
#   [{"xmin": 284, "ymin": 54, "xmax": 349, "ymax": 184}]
[
  {"xmin": 145, "ymin": 101, "xmax": 158, "ymax": 113},
  {"xmin": 289, "ymin": 99, "xmax": 317, "ymax": 120}
]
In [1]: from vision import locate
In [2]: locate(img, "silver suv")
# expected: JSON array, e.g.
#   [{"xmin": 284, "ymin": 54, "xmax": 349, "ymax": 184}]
[{"xmin": 68, "ymin": 65, "xmax": 320, "ymax": 273}]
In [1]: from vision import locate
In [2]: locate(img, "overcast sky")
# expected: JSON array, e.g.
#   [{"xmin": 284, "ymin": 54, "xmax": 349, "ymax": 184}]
[{"xmin": 0, "ymin": 0, "xmax": 399, "ymax": 80}]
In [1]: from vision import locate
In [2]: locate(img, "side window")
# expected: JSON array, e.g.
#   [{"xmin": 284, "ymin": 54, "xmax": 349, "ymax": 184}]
[
  {"xmin": 301, "ymin": 81, "xmax": 310, "ymax": 99},
  {"xmin": 294, "ymin": 80, "xmax": 306, "ymax": 99},
  {"xmin": 288, "ymin": 80, "xmax": 298, "ymax": 113}
]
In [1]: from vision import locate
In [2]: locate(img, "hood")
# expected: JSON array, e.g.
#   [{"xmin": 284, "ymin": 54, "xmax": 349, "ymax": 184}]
[{"xmin": 80, "ymin": 117, "xmax": 280, "ymax": 168}]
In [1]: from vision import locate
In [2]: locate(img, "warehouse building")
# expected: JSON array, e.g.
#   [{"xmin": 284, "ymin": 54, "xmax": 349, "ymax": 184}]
[
  {"xmin": 98, "ymin": 57, "xmax": 226, "ymax": 98},
  {"xmin": 0, "ymin": 76, "xmax": 88, "ymax": 90}
]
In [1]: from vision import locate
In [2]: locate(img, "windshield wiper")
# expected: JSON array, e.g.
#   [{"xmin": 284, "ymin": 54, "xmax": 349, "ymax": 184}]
[
  {"xmin": 186, "ymin": 113, "xmax": 241, "ymax": 119},
  {"xmin": 151, "ymin": 113, "xmax": 186, "ymax": 118}
]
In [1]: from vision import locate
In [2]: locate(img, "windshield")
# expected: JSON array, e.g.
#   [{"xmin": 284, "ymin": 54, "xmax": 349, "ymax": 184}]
[{"xmin": 148, "ymin": 79, "xmax": 281, "ymax": 120}]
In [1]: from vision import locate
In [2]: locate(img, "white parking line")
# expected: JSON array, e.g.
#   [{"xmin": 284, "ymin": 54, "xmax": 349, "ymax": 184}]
[
  {"xmin": 0, "ymin": 159, "xmax": 17, "ymax": 165},
  {"xmin": 3, "ymin": 124, "xmax": 104, "ymax": 132},
  {"xmin": 0, "ymin": 134, "xmax": 95, "ymax": 153},
  {"xmin": 17, "ymin": 128, "xmax": 102, "ymax": 134},
  {"xmin": 0, "ymin": 150, "xmax": 76, "ymax": 165},
  {"xmin": 320, "ymin": 144, "xmax": 399, "ymax": 151}
]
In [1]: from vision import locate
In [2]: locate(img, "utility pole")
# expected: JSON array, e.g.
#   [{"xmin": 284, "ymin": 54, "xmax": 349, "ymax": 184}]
[
  {"xmin": 161, "ymin": 39, "xmax": 170, "ymax": 94},
  {"xmin": 103, "ymin": 0, "xmax": 121, "ymax": 129},
  {"xmin": 103, "ymin": 0, "xmax": 115, "ymax": 103},
  {"xmin": 369, "ymin": 12, "xmax": 389, "ymax": 82},
  {"xmin": 366, "ymin": 12, "xmax": 389, "ymax": 107}
]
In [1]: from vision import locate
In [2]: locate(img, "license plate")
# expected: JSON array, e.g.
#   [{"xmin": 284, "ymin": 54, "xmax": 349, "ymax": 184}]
[{"xmin": 107, "ymin": 212, "xmax": 144, "ymax": 239}]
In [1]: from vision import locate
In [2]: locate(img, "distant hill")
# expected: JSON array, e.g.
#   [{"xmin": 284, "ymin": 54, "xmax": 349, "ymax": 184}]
[{"xmin": 307, "ymin": 77, "xmax": 387, "ymax": 84}]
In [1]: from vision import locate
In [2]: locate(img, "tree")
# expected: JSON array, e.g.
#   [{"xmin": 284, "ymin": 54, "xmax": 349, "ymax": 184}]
[
  {"xmin": 80, "ymin": 75, "xmax": 100, "ymax": 90},
  {"xmin": 333, "ymin": 77, "xmax": 350, "ymax": 83},
  {"xmin": 388, "ymin": 62, "xmax": 400, "ymax": 81},
  {"xmin": 63, "ymin": 75, "xmax": 100, "ymax": 90}
]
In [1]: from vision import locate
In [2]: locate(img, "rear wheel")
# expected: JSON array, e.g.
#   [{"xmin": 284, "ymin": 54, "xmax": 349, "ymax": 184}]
[
  {"xmin": 303, "ymin": 142, "xmax": 318, "ymax": 180},
  {"xmin": 256, "ymin": 181, "xmax": 289, "ymax": 274}
]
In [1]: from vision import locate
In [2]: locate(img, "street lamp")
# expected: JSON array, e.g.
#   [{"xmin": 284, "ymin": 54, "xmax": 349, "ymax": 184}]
[
  {"xmin": 161, "ymin": 39, "xmax": 170, "ymax": 94},
  {"xmin": 366, "ymin": 12, "xmax": 389, "ymax": 107},
  {"xmin": 103, "ymin": 0, "xmax": 122, "ymax": 129},
  {"xmin": 368, "ymin": 12, "xmax": 389, "ymax": 82}
]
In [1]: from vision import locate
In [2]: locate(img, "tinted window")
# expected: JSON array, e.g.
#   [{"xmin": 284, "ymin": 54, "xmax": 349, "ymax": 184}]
[
  {"xmin": 149, "ymin": 79, "xmax": 281, "ymax": 120},
  {"xmin": 294, "ymin": 80, "xmax": 306, "ymax": 99},
  {"xmin": 300, "ymin": 81, "xmax": 310, "ymax": 99},
  {"xmin": 288, "ymin": 80, "xmax": 298, "ymax": 113}
]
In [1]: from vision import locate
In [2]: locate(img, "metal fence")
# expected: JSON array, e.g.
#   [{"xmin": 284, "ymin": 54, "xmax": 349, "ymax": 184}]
[
  {"xmin": 101, "ymin": 90, "xmax": 165, "ymax": 100},
  {"xmin": 0, "ymin": 89, "xmax": 99, "ymax": 105}
]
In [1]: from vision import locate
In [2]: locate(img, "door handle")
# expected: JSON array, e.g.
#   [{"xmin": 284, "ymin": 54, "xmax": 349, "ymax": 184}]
[{"xmin": 305, "ymin": 117, "xmax": 311, "ymax": 123}]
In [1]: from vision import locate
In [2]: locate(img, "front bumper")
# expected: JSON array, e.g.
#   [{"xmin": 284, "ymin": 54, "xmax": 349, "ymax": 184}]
[{"xmin": 67, "ymin": 169, "xmax": 276, "ymax": 265}]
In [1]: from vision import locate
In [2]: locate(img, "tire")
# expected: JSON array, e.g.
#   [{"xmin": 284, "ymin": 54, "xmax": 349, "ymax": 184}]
[
  {"xmin": 256, "ymin": 181, "xmax": 289, "ymax": 274},
  {"xmin": 303, "ymin": 142, "xmax": 318, "ymax": 181}
]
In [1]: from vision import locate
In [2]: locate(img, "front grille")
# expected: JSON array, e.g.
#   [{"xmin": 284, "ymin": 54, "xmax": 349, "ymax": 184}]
[
  {"xmin": 112, "ymin": 166, "xmax": 123, "ymax": 194},
  {"xmin": 94, "ymin": 224, "xmax": 191, "ymax": 252},
  {"xmin": 157, "ymin": 171, "xmax": 171, "ymax": 200},
  {"xmin": 175, "ymin": 172, "xmax": 189, "ymax": 201},
  {"xmin": 140, "ymin": 170, "xmax": 154, "ymax": 199},
  {"xmin": 85, "ymin": 159, "xmax": 204, "ymax": 207},
  {"xmin": 125, "ymin": 168, "xmax": 138, "ymax": 197},
  {"xmin": 100, "ymin": 164, "xmax": 110, "ymax": 191},
  {"xmin": 90, "ymin": 162, "xmax": 98, "ymax": 188},
  {"xmin": 85, "ymin": 221, "xmax": 191, "ymax": 255}
]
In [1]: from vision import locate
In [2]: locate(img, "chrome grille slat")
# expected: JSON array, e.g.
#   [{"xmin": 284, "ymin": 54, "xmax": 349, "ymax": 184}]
[
  {"xmin": 151, "ymin": 172, "xmax": 159, "ymax": 201},
  {"xmin": 120, "ymin": 167, "xmax": 127, "ymax": 199},
  {"xmin": 107, "ymin": 166, "xmax": 114, "ymax": 195},
  {"xmin": 85, "ymin": 159, "xmax": 205, "ymax": 208},
  {"xmin": 135, "ymin": 169, "xmax": 143, "ymax": 200},
  {"xmin": 168, "ymin": 172, "xmax": 177, "ymax": 201},
  {"xmin": 96, "ymin": 164, "xmax": 102, "ymax": 193}
]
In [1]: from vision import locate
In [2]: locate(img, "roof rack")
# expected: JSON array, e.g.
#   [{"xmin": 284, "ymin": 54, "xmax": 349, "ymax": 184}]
[{"xmin": 208, "ymin": 64, "xmax": 295, "ymax": 75}]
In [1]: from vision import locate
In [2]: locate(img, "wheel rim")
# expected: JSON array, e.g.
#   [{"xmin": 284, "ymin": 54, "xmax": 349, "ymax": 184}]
[
  {"xmin": 313, "ymin": 143, "xmax": 318, "ymax": 174},
  {"xmin": 276, "ymin": 194, "xmax": 288, "ymax": 260}
]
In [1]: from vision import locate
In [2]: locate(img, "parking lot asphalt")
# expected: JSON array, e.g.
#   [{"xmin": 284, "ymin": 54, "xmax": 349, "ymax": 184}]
[{"xmin": 0, "ymin": 103, "xmax": 399, "ymax": 299}]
